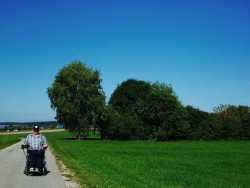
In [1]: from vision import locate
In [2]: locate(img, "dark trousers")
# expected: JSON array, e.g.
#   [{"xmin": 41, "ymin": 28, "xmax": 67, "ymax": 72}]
[{"xmin": 25, "ymin": 150, "xmax": 46, "ymax": 170}]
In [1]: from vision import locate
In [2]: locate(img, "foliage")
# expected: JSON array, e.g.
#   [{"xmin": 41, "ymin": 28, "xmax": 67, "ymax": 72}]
[
  {"xmin": 109, "ymin": 79, "xmax": 152, "ymax": 113},
  {"xmin": 106, "ymin": 79, "xmax": 189, "ymax": 140},
  {"xmin": 214, "ymin": 105, "xmax": 250, "ymax": 139},
  {"xmin": 101, "ymin": 107, "xmax": 144, "ymax": 140},
  {"xmin": 185, "ymin": 104, "xmax": 250, "ymax": 140},
  {"xmin": 149, "ymin": 83, "xmax": 190, "ymax": 140},
  {"xmin": 47, "ymin": 63, "xmax": 250, "ymax": 141},
  {"xmin": 105, "ymin": 78, "xmax": 250, "ymax": 140},
  {"xmin": 47, "ymin": 61, "xmax": 105, "ymax": 138},
  {"xmin": 186, "ymin": 106, "xmax": 218, "ymax": 139}
]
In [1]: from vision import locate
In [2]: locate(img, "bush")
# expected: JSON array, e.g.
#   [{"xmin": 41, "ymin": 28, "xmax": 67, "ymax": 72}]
[{"xmin": 101, "ymin": 107, "xmax": 144, "ymax": 140}]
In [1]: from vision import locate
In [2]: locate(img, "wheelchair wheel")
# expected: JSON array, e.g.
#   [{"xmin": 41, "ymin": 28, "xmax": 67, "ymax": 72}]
[
  {"xmin": 44, "ymin": 167, "xmax": 48, "ymax": 175},
  {"xmin": 24, "ymin": 164, "xmax": 30, "ymax": 175},
  {"xmin": 24, "ymin": 168, "xmax": 29, "ymax": 176},
  {"xmin": 39, "ymin": 167, "xmax": 48, "ymax": 175}
]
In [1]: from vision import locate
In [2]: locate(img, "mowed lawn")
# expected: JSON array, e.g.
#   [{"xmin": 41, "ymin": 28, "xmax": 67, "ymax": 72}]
[
  {"xmin": 0, "ymin": 134, "xmax": 24, "ymax": 150},
  {"xmin": 45, "ymin": 131, "xmax": 250, "ymax": 188}
]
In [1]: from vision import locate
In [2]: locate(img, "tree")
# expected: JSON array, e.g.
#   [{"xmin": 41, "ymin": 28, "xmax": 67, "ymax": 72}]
[
  {"xmin": 48, "ymin": 61, "xmax": 105, "ymax": 138},
  {"xmin": 108, "ymin": 79, "xmax": 152, "ymax": 139},
  {"xmin": 109, "ymin": 79, "xmax": 152, "ymax": 113},
  {"xmin": 238, "ymin": 106, "xmax": 250, "ymax": 138},
  {"xmin": 101, "ymin": 107, "xmax": 144, "ymax": 140},
  {"xmin": 214, "ymin": 104, "xmax": 250, "ymax": 139},
  {"xmin": 186, "ymin": 106, "xmax": 218, "ymax": 139},
  {"xmin": 214, "ymin": 104, "xmax": 240, "ymax": 138},
  {"xmin": 149, "ymin": 83, "xmax": 189, "ymax": 140},
  {"xmin": 107, "ymin": 79, "xmax": 189, "ymax": 140}
]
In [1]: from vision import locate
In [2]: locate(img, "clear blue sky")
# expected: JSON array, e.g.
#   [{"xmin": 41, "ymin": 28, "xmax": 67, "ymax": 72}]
[{"xmin": 0, "ymin": 0, "xmax": 249, "ymax": 122}]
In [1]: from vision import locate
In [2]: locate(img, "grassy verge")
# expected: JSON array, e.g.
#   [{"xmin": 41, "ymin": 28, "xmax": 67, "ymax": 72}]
[
  {"xmin": 0, "ymin": 134, "xmax": 24, "ymax": 150},
  {"xmin": 45, "ymin": 131, "xmax": 250, "ymax": 188}
]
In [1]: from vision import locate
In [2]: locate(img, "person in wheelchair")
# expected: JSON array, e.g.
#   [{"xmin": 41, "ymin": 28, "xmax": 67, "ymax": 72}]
[{"xmin": 22, "ymin": 125, "xmax": 48, "ymax": 175}]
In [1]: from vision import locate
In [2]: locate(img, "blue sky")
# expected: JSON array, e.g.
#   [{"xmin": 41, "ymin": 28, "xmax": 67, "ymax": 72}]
[{"xmin": 0, "ymin": 0, "xmax": 249, "ymax": 122}]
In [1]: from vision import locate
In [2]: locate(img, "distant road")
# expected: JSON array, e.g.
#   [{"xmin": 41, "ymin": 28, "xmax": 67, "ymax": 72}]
[
  {"xmin": 0, "ymin": 129, "xmax": 64, "ymax": 135},
  {"xmin": 0, "ymin": 140, "xmax": 67, "ymax": 188}
]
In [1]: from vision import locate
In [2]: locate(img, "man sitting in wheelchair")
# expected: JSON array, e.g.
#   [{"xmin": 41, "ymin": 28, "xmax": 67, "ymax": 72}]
[{"xmin": 22, "ymin": 125, "xmax": 48, "ymax": 175}]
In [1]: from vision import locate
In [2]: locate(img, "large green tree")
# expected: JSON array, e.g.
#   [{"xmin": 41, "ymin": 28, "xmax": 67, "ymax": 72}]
[
  {"xmin": 107, "ymin": 79, "xmax": 151, "ymax": 139},
  {"xmin": 48, "ymin": 61, "xmax": 105, "ymax": 138},
  {"xmin": 109, "ymin": 79, "xmax": 152, "ymax": 113},
  {"xmin": 107, "ymin": 79, "xmax": 189, "ymax": 140}
]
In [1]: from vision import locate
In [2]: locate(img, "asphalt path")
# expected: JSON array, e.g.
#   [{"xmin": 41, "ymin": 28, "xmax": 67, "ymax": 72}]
[{"xmin": 0, "ymin": 140, "xmax": 67, "ymax": 188}]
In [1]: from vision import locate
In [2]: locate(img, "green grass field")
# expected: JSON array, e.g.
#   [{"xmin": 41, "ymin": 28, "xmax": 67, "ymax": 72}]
[
  {"xmin": 0, "ymin": 134, "xmax": 24, "ymax": 150},
  {"xmin": 45, "ymin": 131, "xmax": 250, "ymax": 188}
]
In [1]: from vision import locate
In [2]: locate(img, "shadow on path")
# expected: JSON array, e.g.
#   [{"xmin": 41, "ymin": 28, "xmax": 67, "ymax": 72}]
[{"xmin": 26, "ymin": 171, "xmax": 51, "ymax": 177}]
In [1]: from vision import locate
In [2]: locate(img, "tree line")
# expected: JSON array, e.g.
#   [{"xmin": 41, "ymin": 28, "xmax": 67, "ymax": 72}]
[
  {"xmin": 0, "ymin": 121, "xmax": 58, "ymax": 132},
  {"xmin": 48, "ymin": 61, "xmax": 250, "ymax": 140}
]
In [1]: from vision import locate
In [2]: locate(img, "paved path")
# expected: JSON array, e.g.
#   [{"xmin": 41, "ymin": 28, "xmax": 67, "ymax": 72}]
[{"xmin": 0, "ymin": 140, "xmax": 67, "ymax": 188}]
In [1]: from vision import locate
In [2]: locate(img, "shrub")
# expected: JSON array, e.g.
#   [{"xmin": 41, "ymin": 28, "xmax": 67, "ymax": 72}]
[
  {"xmin": 101, "ymin": 107, "xmax": 144, "ymax": 140},
  {"xmin": 107, "ymin": 79, "xmax": 189, "ymax": 140}
]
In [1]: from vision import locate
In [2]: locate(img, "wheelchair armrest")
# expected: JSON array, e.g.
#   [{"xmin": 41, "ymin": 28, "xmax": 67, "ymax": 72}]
[{"xmin": 21, "ymin": 144, "xmax": 29, "ymax": 149}]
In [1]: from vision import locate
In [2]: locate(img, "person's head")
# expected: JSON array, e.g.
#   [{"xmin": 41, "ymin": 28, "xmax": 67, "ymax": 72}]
[{"xmin": 32, "ymin": 125, "xmax": 40, "ymax": 134}]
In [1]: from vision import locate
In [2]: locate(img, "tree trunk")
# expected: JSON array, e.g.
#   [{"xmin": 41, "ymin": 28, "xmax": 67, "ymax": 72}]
[{"xmin": 76, "ymin": 123, "xmax": 81, "ymax": 139}]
